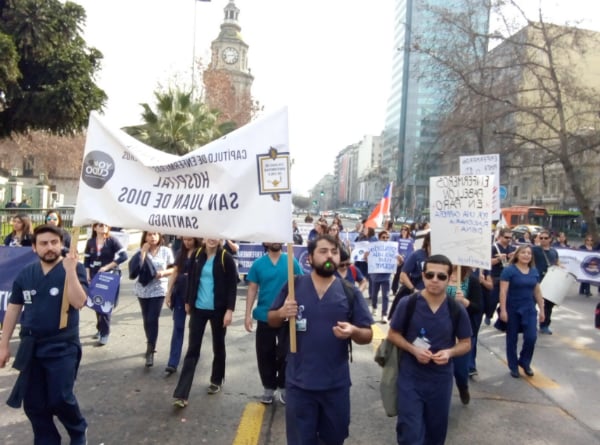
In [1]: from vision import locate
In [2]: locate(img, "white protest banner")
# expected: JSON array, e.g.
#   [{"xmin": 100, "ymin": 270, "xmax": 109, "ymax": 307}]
[
  {"xmin": 74, "ymin": 109, "xmax": 292, "ymax": 242},
  {"xmin": 367, "ymin": 241, "xmax": 398, "ymax": 274},
  {"xmin": 460, "ymin": 154, "xmax": 500, "ymax": 220},
  {"xmin": 429, "ymin": 175, "xmax": 493, "ymax": 270},
  {"xmin": 555, "ymin": 248, "xmax": 600, "ymax": 285}
]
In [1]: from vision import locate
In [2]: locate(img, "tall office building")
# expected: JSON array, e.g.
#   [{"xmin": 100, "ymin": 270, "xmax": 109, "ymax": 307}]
[{"xmin": 381, "ymin": 0, "xmax": 490, "ymax": 217}]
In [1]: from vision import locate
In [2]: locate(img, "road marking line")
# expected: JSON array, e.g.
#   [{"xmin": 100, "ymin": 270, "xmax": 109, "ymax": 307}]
[
  {"xmin": 372, "ymin": 323, "xmax": 386, "ymax": 341},
  {"xmin": 493, "ymin": 355, "xmax": 559, "ymax": 389},
  {"xmin": 232, "ymin": 402, "xmax": 266, "ymax": 445},
  {"xmin": 558, "ymin": 336, "xmax": 600, "ymax": 362}
]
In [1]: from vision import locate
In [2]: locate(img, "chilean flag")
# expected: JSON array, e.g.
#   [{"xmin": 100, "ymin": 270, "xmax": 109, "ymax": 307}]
[{"xmin": 365, "ymin": 182, "xmax": 393, "ymax": 229}]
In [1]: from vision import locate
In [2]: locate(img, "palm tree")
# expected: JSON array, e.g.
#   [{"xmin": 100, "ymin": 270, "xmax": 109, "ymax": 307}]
[{"xmin": 124, "ymin": 88, "xmax": 231, "ymax": 156}]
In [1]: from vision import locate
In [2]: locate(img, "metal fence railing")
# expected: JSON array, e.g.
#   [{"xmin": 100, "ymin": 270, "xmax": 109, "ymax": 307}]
[{"xmin": 0, "ymin": 207, "xmax": 77, "ymax": 244}]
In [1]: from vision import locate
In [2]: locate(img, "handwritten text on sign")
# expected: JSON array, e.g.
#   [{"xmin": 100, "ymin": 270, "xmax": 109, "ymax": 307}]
[
  {"xmin": 459, "ymin": 154, "xmax": 500, "ymax": 220},
  {"xmin": 367, "ymin": 241, "xmax": 399, "ymax": 274},
  {"xmin": 430, "ymin": 175, "xmax": 493, "ymax": 269}
]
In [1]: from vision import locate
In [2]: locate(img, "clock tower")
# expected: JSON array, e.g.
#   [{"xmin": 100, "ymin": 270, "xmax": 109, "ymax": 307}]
[{"xmin": 203, "ymin": 0, "xmax": 254, "ymax": 127}]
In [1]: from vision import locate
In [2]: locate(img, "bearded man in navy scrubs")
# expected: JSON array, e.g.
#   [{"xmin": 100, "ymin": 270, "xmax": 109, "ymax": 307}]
[
  {"xmin": 0, "ymin": 225, "xmax": 88, "ymax": 445},
  {"xmin": 268, "ymin": 234, "xmax": 373, "ymax": 445}
]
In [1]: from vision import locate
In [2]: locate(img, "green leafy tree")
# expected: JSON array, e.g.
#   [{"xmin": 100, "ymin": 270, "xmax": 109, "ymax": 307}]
[
  {"xmin": 292, "ymin": 194, "xmax": 312, "ymax": 211},
  {"xmin": 124, "ymin": 87, "xmax": 233, "ymax": 156},
  {"xmin": 0, "ymin": 0, "xmax": 106, "ymax": 136},
  {"xmin": 0, "ymin": 33, "xmax": 20, "ymax": 105}
]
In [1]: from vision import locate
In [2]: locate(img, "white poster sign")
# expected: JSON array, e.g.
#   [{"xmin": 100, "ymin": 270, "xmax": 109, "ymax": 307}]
[
  {"xmin": 350, "ymin": 241, "xmax": 370, "ymax": 264},
  {"xmin": 460, "ymin": 154, "xmax": 500, "ymax": 220},
  {"xmin": 73, "ymin": 109, "xmax": 293, "ymax": 242},
  {"xmin": 429, "ymin": 175, "xmax": 493, "ymax": 269},
  {"xmin": 367, "ymin": 241, "xmax": 399, "ymax": 274}
]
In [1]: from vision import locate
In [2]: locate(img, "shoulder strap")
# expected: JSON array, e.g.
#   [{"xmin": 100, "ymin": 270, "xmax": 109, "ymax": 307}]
[
  {"xmin": 349, "ymin": 264, "xmax": 358, "ymax": 281},
  {"xmin": 446, "ymin": 297, "xmax": 462, "ymax": 338},
  {"xmin": 339, "ymin": 278, "xmax": 358, "ymax": 362},
  {"xmin": 401, "ymin": 293, "xmax": 419, "ymax": 335},
  {"xmin": 195, "ymin": 247, "xmax": 226, "ymax": 271}
]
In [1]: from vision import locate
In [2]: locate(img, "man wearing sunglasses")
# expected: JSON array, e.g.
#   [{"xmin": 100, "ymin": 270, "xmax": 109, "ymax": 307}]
[
  {"xmin": 532, "ymin": 229, "xmax": 561, "ymax": 334},
  {"xmin": 486, "ymin": 228, "xmax": 516, "ymax": 325},
  {"xmin": 387, "ymin": 254, "xmax": 472, "ymax": 445}
]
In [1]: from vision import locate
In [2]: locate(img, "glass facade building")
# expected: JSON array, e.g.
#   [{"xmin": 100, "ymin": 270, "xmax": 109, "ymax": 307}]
[{"xmin": 382, "ymin": 0, "xmax": 490, "ymax": 217}]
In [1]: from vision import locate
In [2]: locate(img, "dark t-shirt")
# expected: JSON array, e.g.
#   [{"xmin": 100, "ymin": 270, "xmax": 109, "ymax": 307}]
[
  {"xmin": 500, "ymin": 264, "xmax": 539, "ymax": 311},
  {"xmin": 11, "ymin": 261, "xmax": 88, "ymax": 336},
  {"xmin": 271, "ymin": 275, "xmax": 373, "ymax": 390},
  {"xmin": 390, "ymin": 293, "xmax": 472, "ymax": 377},
  {"xmin": 532, "ymin": 246, "xmax": 558, "ymax": 278}
]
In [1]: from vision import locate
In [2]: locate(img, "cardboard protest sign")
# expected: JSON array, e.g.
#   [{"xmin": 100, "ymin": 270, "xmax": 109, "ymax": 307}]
[{"xmin": 429, "ymin": 175, "xmax": 493, "ymax": 270}]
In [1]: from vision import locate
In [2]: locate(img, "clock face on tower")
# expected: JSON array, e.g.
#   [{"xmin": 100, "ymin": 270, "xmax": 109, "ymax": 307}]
[{"xmin": 222, "ymin": 47, "xmax": 239, "ymax": 64}]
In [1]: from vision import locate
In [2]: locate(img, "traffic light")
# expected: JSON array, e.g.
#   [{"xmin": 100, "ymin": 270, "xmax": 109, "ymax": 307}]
[
  {"xmin": 313, "ymin": 200, "xmax": 318, "ymax": 205},
  {"xmin": 320, "ymin": 190, "xmax": 324, "ymax": 197}
]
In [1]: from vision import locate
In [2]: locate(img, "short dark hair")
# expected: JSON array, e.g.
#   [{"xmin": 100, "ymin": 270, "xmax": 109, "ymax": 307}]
[
  {"xmin": 378, "ymin": 230, "xmax": 389, "ymax": 240},
  {"xmin": 32, "ymin": 224, "xmax": 63, "ymax": 243},
  {"xmin": 423, "ymin": 254, "xmax": 453, "ymax": 275},
  {"xmin": 307, "ymin": 234, "xmax": 339, "ymax": 255}
]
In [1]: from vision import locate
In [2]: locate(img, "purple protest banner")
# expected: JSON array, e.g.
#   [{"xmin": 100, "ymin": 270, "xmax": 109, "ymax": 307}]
[
  {"xmin": 0, "ymin": 246, "xmax": 37, "ymax": 323},
  {"xmin": 86, "ymin": 271, "xmax": 121, "ymax": 315}
]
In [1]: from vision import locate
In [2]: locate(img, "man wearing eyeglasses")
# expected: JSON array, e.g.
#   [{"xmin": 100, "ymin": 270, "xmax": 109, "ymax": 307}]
[
  {"xmin": 532, "ymin": 229, "xmax": 561, "ymax": 334},
  {"xmin": 486, "ymin": 228, "xmax": 516, "ymax": 325},
  {"xmin": 387, "ymin": 254, "xmax": 472, "ymax": 445}
]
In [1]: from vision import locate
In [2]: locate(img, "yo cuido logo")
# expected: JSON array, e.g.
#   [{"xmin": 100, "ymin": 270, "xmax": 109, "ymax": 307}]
[{"xmin": 81, "ymin": 151, "xmax": 115, "ymax": 189}]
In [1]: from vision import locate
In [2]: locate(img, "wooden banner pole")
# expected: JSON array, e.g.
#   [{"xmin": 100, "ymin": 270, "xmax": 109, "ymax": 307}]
[
  {"xmin": 59, "ymin": 226, "xmax": 80, "ymax": 329},
  {"xmin": 287, "ymin": 243, "xmax": 297, "ymax": 353}
]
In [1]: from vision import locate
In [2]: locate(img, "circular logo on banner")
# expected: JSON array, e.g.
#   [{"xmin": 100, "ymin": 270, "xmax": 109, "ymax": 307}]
[
  {"xmin": 81, "ymin": 151, "xmax": 115, "ymax": 189},
  {"xmin": 581, "ymin": 255, "xmax": 600, "ymax": 277},
  {"xmin": 92, "ymin": 295, "xmax": 105, "ymax": 305}
]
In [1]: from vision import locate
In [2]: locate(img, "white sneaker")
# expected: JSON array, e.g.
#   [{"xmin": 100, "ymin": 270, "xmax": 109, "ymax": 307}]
[
  {"xmin": 371, "ymin": 307, "xmax": 377, "ymax": 316},
  {"xmin": 381, "ymin": 315, "xmax": 388, "ymax": 324},
  {"xmin": 277, "ymin": 389, "xmax": 286, "ymax": 405}
]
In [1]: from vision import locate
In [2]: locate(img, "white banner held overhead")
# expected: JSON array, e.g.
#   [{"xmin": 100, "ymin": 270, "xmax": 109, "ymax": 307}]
[
  {"xmin": 73, "ymin": 109, "xmax": 293, "ymax": 242},
  {"xmin": 459, "ymin": 154, "xmax": 500, "ymax": 220},
  {"xmin": 429, "ymin": 175, "xmax": 493, "ymax": 270}
]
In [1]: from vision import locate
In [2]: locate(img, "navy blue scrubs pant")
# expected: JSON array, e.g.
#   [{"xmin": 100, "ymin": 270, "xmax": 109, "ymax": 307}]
[
  {"xmin": 505, "ymin": 306, "xmax": 537, "ymax": 372},
  {"xmin": 396, "ymin": 371, "xmax": 453, "ymax": 445},
  {"xmin": 24, "ymin": 349, "xmax": 87, "ymax": 445},
  {"xmin": 285, "ymin": 385, "xmax": 350, "ymax": 445}
]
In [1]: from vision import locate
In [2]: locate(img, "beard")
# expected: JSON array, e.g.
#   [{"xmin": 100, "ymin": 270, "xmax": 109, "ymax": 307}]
[
  {"xmin": 267, "ymin": 243, "xmax": 282, "ymax": 252},
  {"xmin": 313, "ymin": 259, "xmax": 337, "ymax": 277},
  {"xmin": 39, "ymin": 251, "xmax": 60, "ymax": 264}
]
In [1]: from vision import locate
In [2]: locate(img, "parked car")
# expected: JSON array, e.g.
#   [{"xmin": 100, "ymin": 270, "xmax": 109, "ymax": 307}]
[{"xmin": 511, "ymin": 224, "xmax": 545, "ymax": 241}]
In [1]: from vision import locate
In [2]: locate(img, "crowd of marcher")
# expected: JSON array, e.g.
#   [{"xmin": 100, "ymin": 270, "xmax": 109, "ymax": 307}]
[{"xmin": 1, "ymin": 211, "xmax": 599, "ymax": 445}]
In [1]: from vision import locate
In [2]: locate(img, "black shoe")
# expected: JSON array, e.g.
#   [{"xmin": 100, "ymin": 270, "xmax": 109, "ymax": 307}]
[
  {"xmin": 458, "ymin": 386, "xmax": 470, "ymax": 405},
  {"xmin": 164, "ymin": 366, "xmax": 176, "ymax": 376},
  {"xmin": 510, "ymin": 369, "xmax": 520, "ymax": 378},
  {"xmin": 519, "ymin": 362, "xmax": 534, "ymax": 377}
]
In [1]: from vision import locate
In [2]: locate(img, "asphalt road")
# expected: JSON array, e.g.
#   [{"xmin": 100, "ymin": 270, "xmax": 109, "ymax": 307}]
[{"xmin": 2, "ymin": 278, "xmax": 600, "ymax": 444}]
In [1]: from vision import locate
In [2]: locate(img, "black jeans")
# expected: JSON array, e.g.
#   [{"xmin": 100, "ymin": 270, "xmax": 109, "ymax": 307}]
[
  {"xmin": 137, "ymin": 297, "xmax": 164, "ymax": 347},
  {"xmin": 173, "ymin": 308, "xmax": 227, "ymax": 400},
  {"xmin": 256, "ymin": 321, "xmax": 286, "ymax": 390}
]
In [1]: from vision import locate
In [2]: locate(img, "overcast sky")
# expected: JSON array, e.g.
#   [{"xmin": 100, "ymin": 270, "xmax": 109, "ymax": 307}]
[
  {"xmin": 75, "ymin": 0, "xmax": 598, "ymax": 196},
  {"xmin": 76, "ymin": 0, "xmax": 395, "ymax": 195}
]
